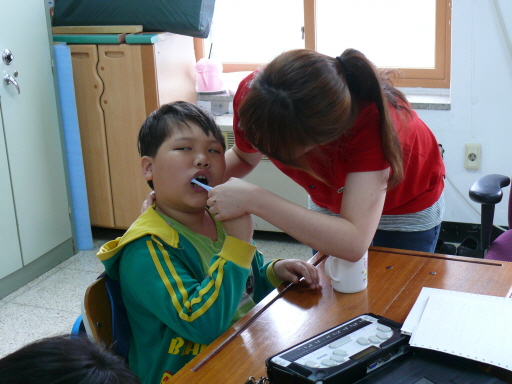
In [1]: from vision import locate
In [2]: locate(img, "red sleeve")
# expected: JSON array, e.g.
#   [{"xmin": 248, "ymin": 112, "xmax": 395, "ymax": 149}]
[{"xmin": 233, "ymin": 71, "xmax": 259, "ymax": 153}]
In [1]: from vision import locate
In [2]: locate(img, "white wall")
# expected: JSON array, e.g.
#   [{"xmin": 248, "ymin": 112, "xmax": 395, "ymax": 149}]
[{"xmin": 416, "ymin": 0, "xmax": 512, "ymax": 227}]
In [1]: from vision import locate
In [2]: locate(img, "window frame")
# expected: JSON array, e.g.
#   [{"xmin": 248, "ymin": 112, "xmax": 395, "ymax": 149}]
[{"xmin": 194, "ymin": 0, "xmax": 451, "ymax": 88}]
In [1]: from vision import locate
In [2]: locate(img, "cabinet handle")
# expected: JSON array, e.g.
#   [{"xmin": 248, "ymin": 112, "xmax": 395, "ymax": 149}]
[
  {"xmin": 4, "ymin": 74, "xmax": 20, "ymax": 94},
  {"xmin": 105, "ymin": 51, "xmax": 125, "ymax": 59},
  {"xmin": 71, "ymin": 52, "xmax": 90, "ymax": 59}
]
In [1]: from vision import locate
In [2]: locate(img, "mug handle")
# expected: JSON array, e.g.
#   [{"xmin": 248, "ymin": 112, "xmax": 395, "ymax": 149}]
[{"xmin": 324, "ymin": 256, "xmax": 340, "ymax": 282}]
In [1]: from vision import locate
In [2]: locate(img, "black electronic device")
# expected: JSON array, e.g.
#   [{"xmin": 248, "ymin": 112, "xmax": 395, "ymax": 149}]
[
  {"xmin": 353, "ymin": 348, "xmax": 507, "ymax": 384},
  {"xmin": 265, "ymin": 313, "xmax": 410, "ymax": 384}
]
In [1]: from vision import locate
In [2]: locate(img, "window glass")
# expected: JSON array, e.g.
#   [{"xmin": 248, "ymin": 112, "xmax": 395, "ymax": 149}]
[
  {"xmin": 200, "ymin": 0, "xmax": 448, "ymax": 88},
  {"xmin": 207, "ymin": 0, "xmax": 305, "ymax": 63},
  {"xmin": 315, "ymin": 0, "xmax": 436, "ymax": 68}
]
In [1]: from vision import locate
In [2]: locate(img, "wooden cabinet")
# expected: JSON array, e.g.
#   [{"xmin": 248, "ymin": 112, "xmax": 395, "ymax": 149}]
[{"xmin": 70, "ymin": 36, "xmax": 196, "ymax": 229}]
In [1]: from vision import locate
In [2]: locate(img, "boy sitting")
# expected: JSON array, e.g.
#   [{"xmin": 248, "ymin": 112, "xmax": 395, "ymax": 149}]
[{"xmin": 97, "ymin": 102, "xmax": 319, "ymax": 384}]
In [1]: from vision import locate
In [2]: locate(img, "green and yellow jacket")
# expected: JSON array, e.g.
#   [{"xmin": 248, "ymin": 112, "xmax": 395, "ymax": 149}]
[{"xmin": 97, "ymin": 207, "xmax": 281, "ymax": 384}]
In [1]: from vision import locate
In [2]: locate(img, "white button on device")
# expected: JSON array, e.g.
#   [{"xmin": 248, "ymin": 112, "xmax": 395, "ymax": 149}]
[
  {"xmin": 368, "ymin": 335, "xmax": 381, "ymax": 344},
  {"xmin": 330, "ymin": 354, "xmax": 345, "ymax": 362},
  {"xmin": 377, "ymin": 324, "xmax": 392, "ymax": 332},
  {"xmin": 305, "ymin": 360, "xmax": 319, "ymax": 368},
  {"xmin": 377, "ymin": 332, "xmax": 391, "ymax": 340},
  {"xmin": 357, "ymin": 337, "xmax": 370, "ymax": 345},
  {"xmin": 329, "ymin": 336, "xmax": 352, "ymax": 349},
  {"xmin": 333, "ymin": 349, "xmax": 348, "ymax": 356},
  {"xmin": 321, "ymin": 359, "xmax": 336, "ymax": 367}
]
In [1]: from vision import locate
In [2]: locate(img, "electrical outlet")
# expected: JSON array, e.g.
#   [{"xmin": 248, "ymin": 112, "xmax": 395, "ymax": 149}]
[{"xmin": 464, "ymin": 143, "xmax": 481, "ymax": 170}]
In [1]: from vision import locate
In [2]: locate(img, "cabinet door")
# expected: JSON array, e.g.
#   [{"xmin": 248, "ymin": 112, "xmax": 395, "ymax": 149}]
[
  {"xmin": 98, "ymin": 44, "xmax": 152, "ymax": 229},
  {"xmin": 70, "ymin": 45, "xmax": 115, "ymax": 228},
  {"xmin": 0, "ymin": 0, "xmax": 72, "ymax": 265},
  {"xmin": 0, "ymin": 106, "xmax": 22, "ymax": 279}
]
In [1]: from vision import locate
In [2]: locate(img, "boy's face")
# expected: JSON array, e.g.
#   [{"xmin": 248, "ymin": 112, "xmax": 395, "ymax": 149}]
[{"xmin": 141, "ymin": 121, "xmax": 226, "ymax": 214}]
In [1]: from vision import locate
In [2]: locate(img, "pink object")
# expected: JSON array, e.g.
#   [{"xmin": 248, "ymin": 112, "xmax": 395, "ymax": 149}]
[{"xmin": 195, "ymin": 59, "xmax": 224, "ymax": 92}]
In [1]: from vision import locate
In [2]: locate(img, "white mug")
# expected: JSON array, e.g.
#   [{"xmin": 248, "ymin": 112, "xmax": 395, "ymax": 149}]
[{"xmin": 324, "ymin": 252, "xmax": 368, "ymax": 293}]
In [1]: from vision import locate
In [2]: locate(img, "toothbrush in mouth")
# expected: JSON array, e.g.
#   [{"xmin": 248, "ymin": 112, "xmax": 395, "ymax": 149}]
[{"xmin": 191, "ymin": 178, "xmax": 212, "ymax": 191}]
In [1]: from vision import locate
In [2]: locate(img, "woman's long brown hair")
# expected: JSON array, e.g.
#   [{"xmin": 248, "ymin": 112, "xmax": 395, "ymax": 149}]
[{"xmin": 238, "ymin": 48, "xmax": 408, "ymax": 188}]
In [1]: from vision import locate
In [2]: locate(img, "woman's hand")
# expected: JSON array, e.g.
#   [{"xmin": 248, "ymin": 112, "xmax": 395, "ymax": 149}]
[
  {"xmin": 207, "ymin": 178, "xmax": 259, "ymax": 221},
  {"xmin": 273, "ymin": 259, "xmax": 321, "ymax": 290},
  {"xmin": 141, "ymin": 191, "xmax": 156, "ymax": 214}
]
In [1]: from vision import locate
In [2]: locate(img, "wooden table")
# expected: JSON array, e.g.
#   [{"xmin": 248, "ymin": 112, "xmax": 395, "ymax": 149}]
[{"xmin": 172, "ymin": 247, "xmax": 512, "ymax": 383}]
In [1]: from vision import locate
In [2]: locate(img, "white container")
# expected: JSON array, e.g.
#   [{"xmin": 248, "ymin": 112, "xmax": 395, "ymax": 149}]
[{"xmin": 324, "ymin": 252, "xmax": 368, "ymax": 293}]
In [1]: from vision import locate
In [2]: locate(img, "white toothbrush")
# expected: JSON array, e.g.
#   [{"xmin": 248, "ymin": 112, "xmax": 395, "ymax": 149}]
[{"xmin": 191, "ymin": 178, "xmax": 212, "ymax": 191}]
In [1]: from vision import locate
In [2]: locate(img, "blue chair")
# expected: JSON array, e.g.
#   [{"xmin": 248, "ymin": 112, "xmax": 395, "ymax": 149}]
[
  {"xmin": 71, "ymin": 314, "xmax": 85, "ymax": 336},
  {"xmin": 72, "ymin": 273, "xmax": 131, "ymax": 362},
  {"xmin": 469, "ymin": 174, "xmax": 512, "ymax": 261}
]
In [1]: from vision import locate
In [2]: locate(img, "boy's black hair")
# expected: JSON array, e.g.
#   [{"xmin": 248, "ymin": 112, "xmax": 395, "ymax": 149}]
[
  {"xmin": 0, "ymin": 334, "xmax": 141, "ymax": 384},
  {"xmin": 138, "ymin": 101, "xmax": 226, "ymax": 158},
  {"xmin": 138, "ymin": 101, "xmax": 226, "ymax": 189}
]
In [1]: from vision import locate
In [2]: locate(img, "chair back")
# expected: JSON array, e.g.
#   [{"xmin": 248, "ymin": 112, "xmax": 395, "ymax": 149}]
[
  {"xmin": 83, "ymin": 276, "xmax": 113, "ymax": 346},
  {"xmin": 82, "ymin": 273, "xmax": 131, "ymax": 361},
  {"xmin": 486, "ymin": 189, "xmax": 512, "ymax": 262},
  {"xmin": 508, "ymin": 187, "xmax": 512, "ymax": 229},
  {"xmin": 469, "ymin": 174, "xmax": 510, "ymax": 254}
]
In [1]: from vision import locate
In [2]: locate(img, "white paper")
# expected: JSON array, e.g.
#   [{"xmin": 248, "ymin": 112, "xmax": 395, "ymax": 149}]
[
  {"xmin": 401, "ymin": 287, "xmax": 511, "ymax": 335},
  {"xmin": 409, "ymin": 294, "xmax": 512, "ymax": 370}
]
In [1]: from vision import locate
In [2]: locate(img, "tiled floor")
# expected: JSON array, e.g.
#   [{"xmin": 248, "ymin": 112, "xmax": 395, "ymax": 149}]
[{"xmin": 0, "ymin": 228, "xmax": 310, "ymax": 358}]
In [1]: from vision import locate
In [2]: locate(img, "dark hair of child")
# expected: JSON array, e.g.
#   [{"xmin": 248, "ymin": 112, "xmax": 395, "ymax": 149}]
[{"xmin": 0, "ymin": 334, "xmax": 141, "ymax": 384}]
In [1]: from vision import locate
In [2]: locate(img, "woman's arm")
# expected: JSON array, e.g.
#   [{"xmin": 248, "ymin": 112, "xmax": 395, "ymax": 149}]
[
  {"xmin": 208, "ymin": 169, "xmax": 388, "ymax": 262},
  {"xmin": 224, "ymin": 144, "xmax": 262, "ymax": 180}
]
